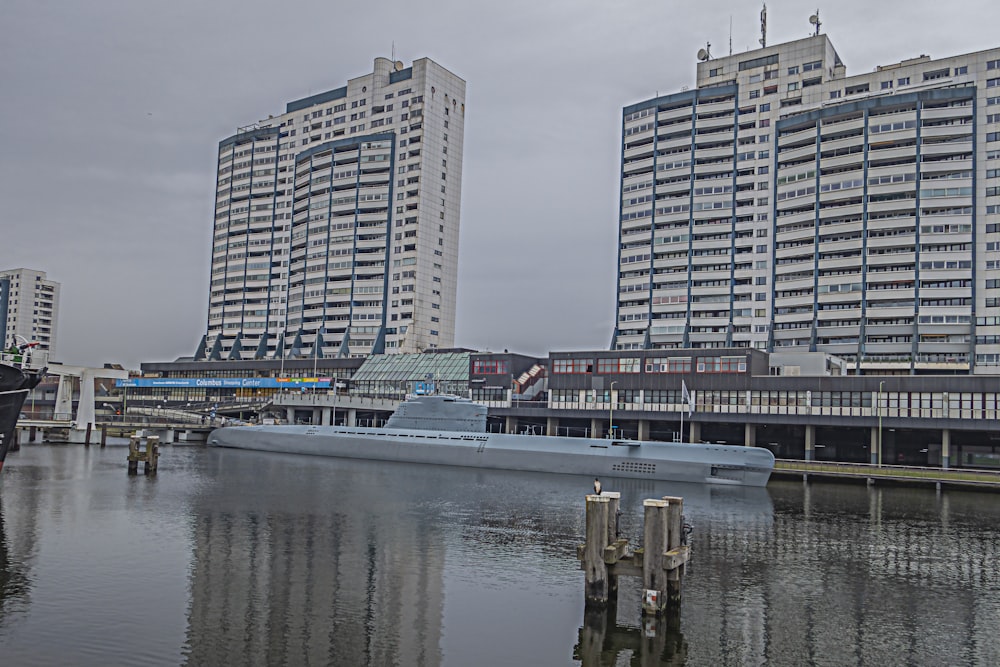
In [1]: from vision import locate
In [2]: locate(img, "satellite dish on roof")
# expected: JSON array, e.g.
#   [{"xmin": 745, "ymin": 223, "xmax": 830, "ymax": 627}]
[
  {"xmin": 394, "ymin": 60, "xmax": 404, "ymax": 71},
  {"xmin": 809, "ymin": 10, "xmax": 822, "ymax": 35},
  {"xmin": 697, "ymin": 48, "xmax": 710, "ymax": 61}
]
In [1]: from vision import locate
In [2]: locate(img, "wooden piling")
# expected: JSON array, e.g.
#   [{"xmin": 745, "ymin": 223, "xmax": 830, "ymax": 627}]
[
  {"xmin": 127, "ymin": 435, "xmax": 160, "ymax": 476},
  {"xmin": 662, "ymin": 496, "xmax": 685, "ymax": 609},
  {"xmin": 29, "ymin": 425, "xmax": 36, "ymax": 442},
  {"xmin": 580, "ymin": 493, "xmax": 689, "ymax": 619},
  {"xmin": 583, "ymin": 494, "xmax": 611, "ymax": 608},
  {"xmin": 144, "ymin": 436, "xmax": 159, "ymax": 475},
  {"xmin": 127, "ymin": 436, "xmax": 140, "ymax": 475},
  {"xmin": 641, "ymin": 499, "xmax": 669, "ymax": 616},
  {"xmin": 100, "ymin": 428, "xmax": 107, "ymax": 448},
  {"xmin": 84, "ymin": 423, "xmax": 92, "ymax": 447}
]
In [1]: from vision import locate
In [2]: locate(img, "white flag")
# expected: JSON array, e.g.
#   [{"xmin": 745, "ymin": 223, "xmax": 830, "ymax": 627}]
[{"xmin": 681, "ymin": 380, "xmax": 694, "ymax": 417}]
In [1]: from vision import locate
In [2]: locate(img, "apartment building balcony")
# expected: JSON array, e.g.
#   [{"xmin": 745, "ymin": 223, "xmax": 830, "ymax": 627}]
[
  {"xmin": 921, "ymin": 140, "xmax": 973, "ymax": 158},
  {"xmin": 624, "ymin": 156, "xmax": 655, "ymax": 177},
  {"xmin": 820, "ymin": 115, "xmax": 865, "ymax": 134},
  {"xmin": 693, "ymin": 159, "xmax": 733, "ymax": 175},
  {"xmin": 865, "ymin": 322, "xmax": 915, "ymax": 337},
  {"xmin": 623, "ymin": 142, "xmax": 655, "ymax": 161},
  {"xmin": 695, "ymin": 112, "xmax": 733, "ymax": 130},
  {"xmin": 777, "ymin": 142, "xmax": 816, "ymax": 163},
  {"xmin": 657, "ymin": 105, "xmax": 694, "ymax": 123},
  {"xmin": 776, "ymin": 293, "xmax": 815, "ymax": 310},
  {"xmin": 694, "ymin": 144, "xmax": 735, "ymax": 161},
  {"xmin": 921, "ymin": 124, "xmax": 972, "ymax": 141},
  {"xmin": 694, "ymin": 99, "xmax": 735, "ymax": 116},
  {"xmin": 657, "ymin": 133, "xmax": 693, "ymax": 152},
  {"xmin": 778, "ymin": 126, "xmax": 817, "ymax": 148},
  {"xmin": 921, "ymin": 105, "xmax": 973, "ymax": 122}
]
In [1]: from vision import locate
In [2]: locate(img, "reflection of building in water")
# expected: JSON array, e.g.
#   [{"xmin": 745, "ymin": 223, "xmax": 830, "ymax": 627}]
[
  {"xmin": 183, "ymin": 482, "xmax": 444, "ymax": 665},
  {"xmin": 682, "ymin": 484, "xmax": 1000, "ymax": 666},
  {"xmin": 0, "ymin": 497, "xmax": 31, "ymax": 624}
]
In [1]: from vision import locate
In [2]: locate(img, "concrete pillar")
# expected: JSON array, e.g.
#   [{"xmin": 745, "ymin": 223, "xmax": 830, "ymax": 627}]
[
  {"xmin": 54, "ymin": 375, "xmax": 74, "ymax": 419},
  {"xmin": 805, "ymin": 424, "xmax": 815, "ymax": 461},
  {"xmin": 688, "ymin": 421, "xmax": 700, "ymax": 444},
  {"xmin": 347, "ymin": 408, "xmax": 357, "ymax": 427},
  {"xmin": 870, "ymin": 427, "xmax": 879, "ymax": 466},
  {"xmin": 942, "ymin": 429, "xmax": 950, "ymax": 470},
  {"xmin": 321, "ymin": 408, "xmax": 331, "ymax": 426},
  {"xmin": 591, "ymin": 418, "xmax": 602, "ymax": 439},
  {"xmin": 312, "ymin": 407, "xmax": 321, "ymax": 425},
  {"xmin": 638, "ymin": 419, "xmax": 650, "ymax": 441},
  {"xmin": 286, "ymin": 407, "xmax": 295, "ymax": 424},
  {"xmin": 506, "ymin": 415, "xmax": 517, "ymax": 434},
  {"xmin": 546, "ymin": 416, "xmax": 558, "ymax": 436},
  {"xmin": 744, "ymin": 423, "xmax": 756, "ymax": 447}
]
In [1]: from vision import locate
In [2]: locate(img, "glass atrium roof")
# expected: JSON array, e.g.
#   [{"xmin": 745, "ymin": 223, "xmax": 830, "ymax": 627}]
[{"xmin": 351, "ymin": 352, "xmax": 471, "ymax": 383}]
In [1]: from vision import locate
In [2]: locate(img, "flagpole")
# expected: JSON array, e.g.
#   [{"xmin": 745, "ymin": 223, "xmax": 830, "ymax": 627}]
[{"xmin": 680, "ymin": 401, "xmax": 684, "ymax": 443}]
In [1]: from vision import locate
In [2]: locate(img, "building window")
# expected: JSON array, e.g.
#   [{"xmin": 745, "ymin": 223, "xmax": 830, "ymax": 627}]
[
  {"xmin": 473, "ymin": 359, "xmax": 509, "ymax": 374},
  {"xmin": 787, "ymin": 65, "xmax": 799, "ymax": 75},
  {"xmin": 596, "ymin": 358, "xmax": 641, "ymax": 374},
  {"xmin": 645, "ymin": 357, "xmax": 691, "ymax": 373},
  {"xmin": 553, "ymin": 358, "xmax": 594, "ymax": 374}
]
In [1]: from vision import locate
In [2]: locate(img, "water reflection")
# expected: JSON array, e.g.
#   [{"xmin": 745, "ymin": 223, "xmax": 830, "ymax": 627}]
[
  {"xmin": 182, "ymin": 449, "xmax": 774, "ymax": 666},
  {"xmin": 1, "ymin": 446, "xmax": 999, "ymax": 666},
  {"xmin": 0, "ymin": 495, "xmax": 30, "ymax": 623}
]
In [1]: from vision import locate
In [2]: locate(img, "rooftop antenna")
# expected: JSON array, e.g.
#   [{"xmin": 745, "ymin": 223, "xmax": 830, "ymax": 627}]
[
  {"xmin": 697, "ymin": 42, "xmax": 712, "ymax": 62},
  {"xmin": 809, "ymin": 10, "xmax": 822, "ymax": 36},
  {"xmin": 391, "ymin": 41, "xmax": 395, "ymax": 62},
  {"xmin": 729, "ymin": 16, "xmax": 733, "ymax": 56},
  {"xmin": 759, "ymin": 3, "xmax": 767, "ymax": 48}
]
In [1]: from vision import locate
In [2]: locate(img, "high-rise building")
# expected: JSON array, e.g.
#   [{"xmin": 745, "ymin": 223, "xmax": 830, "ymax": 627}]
[
  {"xmin": 614, "ymin": 33, "xmax": 1000, "ymax": 374},
  {"xmin": 0, "ymin": 267, "xmax": 59, "ymax": 355},
  {"xmin": 203, "ymin": 57, "xmax": 465, "ymax": 361}
]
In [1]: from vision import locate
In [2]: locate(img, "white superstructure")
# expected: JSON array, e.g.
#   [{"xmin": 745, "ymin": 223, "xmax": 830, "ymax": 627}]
[
  {"xmin": 205, "ymin": 57, "xmax": 465, "ymax": 361},
  {"xmin": 0, "ymin": 267, "xmax": 59, "ymax": 355},
  {"xmin": 615, "ymin": 33, "xmax": 1000, "ymax": 374}
]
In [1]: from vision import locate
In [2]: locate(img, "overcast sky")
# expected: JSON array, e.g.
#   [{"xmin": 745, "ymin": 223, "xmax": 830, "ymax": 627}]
[{"xmin": 1, "ymin": 0, "xmax": 997, "ymax": 369}]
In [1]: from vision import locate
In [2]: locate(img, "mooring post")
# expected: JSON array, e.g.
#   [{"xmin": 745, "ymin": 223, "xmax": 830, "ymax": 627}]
[
  {"xmin": 584, "ymin": 494, "xmax": 612, "ymax": 608},
  {"xmin": 642, "ymin": 499, "xmax": 669, "ymax": 616},
  {"xmin": 127, "ymin": 435, "xmax": 140, "ymax": 475},
  {"xmin": 84, "ymin": 423, "xmax": 92, "ymax": 447},
  {"xmin": 29, "ymin": 426, "xmax": 36, "ymax": 442},
  {"xmin": 663, "ymin": 496, "xmax": 685, "ymax": 609},
  {"xmin": 144, "ymin": 436, "xmax": 160, "ymax": 476},
  {"xmin": 100, "ymin": 428, "xmax": 107, "ymax": 448}
]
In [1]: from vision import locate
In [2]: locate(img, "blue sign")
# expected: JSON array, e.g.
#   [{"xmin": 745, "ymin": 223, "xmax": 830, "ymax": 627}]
[
  {"xmin": 115, "ymin": 377, "xmax": 332, "ymax": 389},
  {"xmin": 414, "ymin": 381, "xmax": 435, "ymax": 395}
]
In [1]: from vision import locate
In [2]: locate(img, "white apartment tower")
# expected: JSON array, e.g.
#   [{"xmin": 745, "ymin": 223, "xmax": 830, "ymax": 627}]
[
  {"xmin": 202, "ymin": 58, "xmax": 465, "ymax": 361},
  {"xmin": 615, "ymin": 33, "xmax": 1000, "ymax": 374},
  {"xmin": 0, "ymin": 268, "xmax": 59, "ymax": 355}
]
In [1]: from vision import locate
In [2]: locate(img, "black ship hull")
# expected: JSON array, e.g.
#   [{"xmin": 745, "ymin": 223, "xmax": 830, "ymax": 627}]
[{"xmin": 0, "ymin": 361, "xmax": 45, "ymax": 473}]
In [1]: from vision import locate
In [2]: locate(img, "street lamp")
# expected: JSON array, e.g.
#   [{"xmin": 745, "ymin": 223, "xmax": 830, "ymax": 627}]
[
  {"xmin": 877, "ymin": 380, "xmax": 885, "ymax": 468},
  {"xmin": 609, "ymin": 381, "xmax": 618, "ymax": 439}
]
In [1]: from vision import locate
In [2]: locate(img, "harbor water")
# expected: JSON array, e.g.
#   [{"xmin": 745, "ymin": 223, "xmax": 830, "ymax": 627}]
[{"xmin": 1, "ymin": 443, "xmax": 998, "ymax": 666}]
